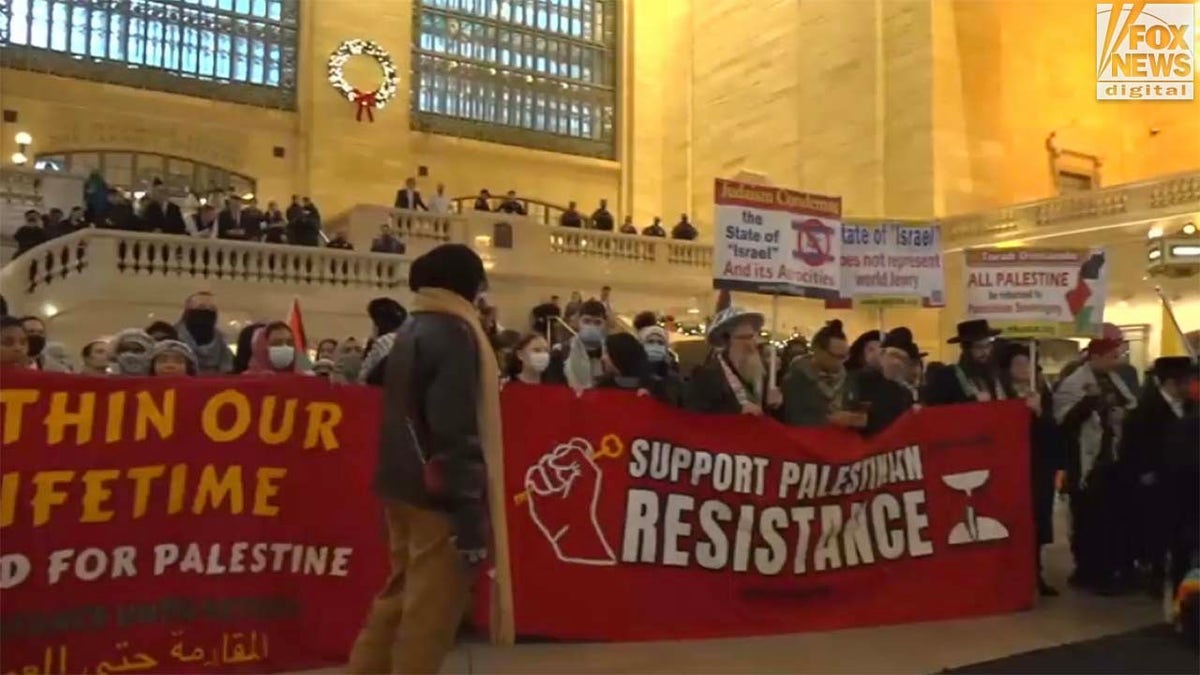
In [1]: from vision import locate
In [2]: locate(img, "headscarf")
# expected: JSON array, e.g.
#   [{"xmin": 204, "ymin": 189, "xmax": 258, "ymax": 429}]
[
  {"xmin": 107, "ymin": 329, "xmax": 156, "ymax": 375},
  {"xmin": 244, "ymin": 325, "xmax": 300, "ymax": 374},
  {"xmin": 149, "ymin": 339, "xmax": 198, "ymax": 375}
]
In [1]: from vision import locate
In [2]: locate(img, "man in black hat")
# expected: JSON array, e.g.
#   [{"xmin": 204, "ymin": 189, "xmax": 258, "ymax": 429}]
[
  {"xmin": 358, "ymin": 297, "xmax": 408, "ymax": 386},
  {"xmin": 1118, "ymin": 356, "xmax": 1199, "ymax": 592},
  {"xmin": 924, "ymin": 319, "xmax": 1006, "ymax": 405},
  {"xmin": 855, "ymin": 327, "xmax": 922, "ymax": 435},
  {"xmin": 685, "ymin": 306, "xmax": 782, "ymax": 416}
]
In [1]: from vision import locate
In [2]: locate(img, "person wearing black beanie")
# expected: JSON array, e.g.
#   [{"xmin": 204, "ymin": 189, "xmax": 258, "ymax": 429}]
[
  {"xmin": 359, "ymin": 297, "xmax": 409, "ymax": 386},
  {"xmin": 846, "ymin": 330, "xmax": 881, "ymax": 372},
  {"xmin": 407, "ymin": 242, "xmax": 486, "ymax": 301}
]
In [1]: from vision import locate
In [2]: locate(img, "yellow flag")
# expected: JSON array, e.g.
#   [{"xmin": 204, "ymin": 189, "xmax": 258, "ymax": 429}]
[{"xmin": 1160, "ymin": 300, "xmax": 1189, "ymax": 357}]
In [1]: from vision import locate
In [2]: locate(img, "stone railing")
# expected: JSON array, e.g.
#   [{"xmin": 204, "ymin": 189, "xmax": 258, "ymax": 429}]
[
  {"xmin": 4, "ymin": 228, "xmax": 408, "ymax": 298},
  {"xmin": 939, "ymin": 170, "xmax": 1200, "ymax": 244}
]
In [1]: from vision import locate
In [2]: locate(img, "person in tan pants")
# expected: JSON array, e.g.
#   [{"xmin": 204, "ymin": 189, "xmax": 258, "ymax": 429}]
[{"xmin": 349, "ymin": 244, "xmax": 501, "ymax": 674}]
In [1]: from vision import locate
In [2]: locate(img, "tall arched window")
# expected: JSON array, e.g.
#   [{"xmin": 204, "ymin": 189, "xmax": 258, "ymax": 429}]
[
  {"xmin": 1, "ymin": 0, "xmax": 299, "ymax": 109},
  {"xmin": 412, "ymin": 0, "xmax": 618, "ymax": 159}
]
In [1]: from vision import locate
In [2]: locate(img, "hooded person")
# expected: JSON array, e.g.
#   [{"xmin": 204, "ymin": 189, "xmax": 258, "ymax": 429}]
[
  {"xmin": 684, "ymin": 307, "xmax": 782, "ymax": 416},
  {"xmin": 175, "ymin": 291, "xmax": 234, "ymax": 374},
  {"xmin": 243, "ymin": 321, "xmax": 304, "ymax": 375},
  {"xmin": 358, "ymin": 297, "xmax": 408, "ymax": 386},
  {"xmin": 924, "ymin": 320, "xmax": 1007, "ymax": 405},
  {"xmin": 349, "ymin": 243, "xmax": 513, "ymax": 673},
  {"xmin": 998, "ymin": 342, "xmax": 1065, "ymax": 597},
  {"xmin": 544, "ymin": 298, "xmax": 608, "ymax": 390},
  {"xmin": 149, "ymin": 339, "xmax": 198, "ymax": 376},
  {"xmin": 1053, "ymin": 336, "xmax": 1139, "ymax": 594},
  {"xmin": 1118, "ymin": 356, "xmax": 1199, "ymax": 592},
  {"xmin": 638, "ymin": 324, "xmax": 684, "ymax": 406},
  {"xmin": 782, "ymin": 320, "xmax": 864, "ymax": 429},
  {"xmin": 107, "ymin": 329, "xmax": 156, "ymax": 376}
]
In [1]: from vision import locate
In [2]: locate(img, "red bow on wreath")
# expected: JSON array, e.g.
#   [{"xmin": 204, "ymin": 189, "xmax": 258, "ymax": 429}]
[{"xmin": 352, "ymin": 88, "xmax": 378, "ymax": 122}]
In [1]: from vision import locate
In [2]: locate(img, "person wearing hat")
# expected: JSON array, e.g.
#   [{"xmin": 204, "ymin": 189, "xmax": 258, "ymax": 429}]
[
  {"xmin": 781, "ymin": 320, "xmax": 864, "ymax": 428},
  {"xmin": 358, "ymin": 297, "xmax": 408, "ymax": 386},
  {"xmin": 1054, "ymin": 323, "xmax": 1141, "ymax": 395},
  {"xmin": 1164, "ymin": 371, "xmax": 1199, "ymax": 596},
  {"xmin": 924, "ymin": 320, "xmax": 1006, "ymax": 406},
  {"xmin": 1052, "ymin": 336, "xmax": 1139, "ymax": 594},
  {"xmin": 107, "ymin": 329, "xmax": 157, "ymax": 376},
  {"xmin": 149, "ymin": 340, "xmax": 198, "ymax": 376},
  {"xmin": 845, "ymin": 330, "xmax": 881, "ymax": 374},
  {"xmin": 684, "ymin": 306, "xmax": 782, "ymax": 416},
  {"xmin": 853, "ymin": 327, "xmax": 922, "ymax": 435},
  {"xmin": 597, "ymin": 332, "xmax": 650, "ymax": 391},
  {"xmin": 998, "ymin": 342, "xmax": 1065, "ymax": 597},
  {"xmin": 352, "ymin": 243, "xmax": 512, "ymax": 673},
  {"xmin": 638, "ymin": 323, "xmax": 684, "ymax": 407},
  {"xmin": 1117, "ymin": 356, "xmax": 1198, "ymax": 593}
]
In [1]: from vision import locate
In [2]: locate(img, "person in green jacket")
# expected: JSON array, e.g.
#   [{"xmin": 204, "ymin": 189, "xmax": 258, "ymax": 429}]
[{"xmin": 782, "ymin": 320, "xmax": 866, "ymax": 429}]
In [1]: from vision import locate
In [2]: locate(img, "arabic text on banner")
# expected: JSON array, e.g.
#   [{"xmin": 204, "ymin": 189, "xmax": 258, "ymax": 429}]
[
  {"xmin": 0, "ymin": 371, "xmax": 385, "ymax": 674},
  {"xmin": 963, "ymin": 247, "xmax": 1108, "ymax": 337},
  {"xmin": 830, "ymin": 223, "xmax": 946, "ymax": 309},
  {"xmin": 711, "ymin": 178, "xmax": 843, "ymax": 299}
]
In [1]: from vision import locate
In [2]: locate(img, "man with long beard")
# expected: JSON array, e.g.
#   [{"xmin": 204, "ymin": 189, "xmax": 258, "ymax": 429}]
[
  {"xmin": 924, "ymin": 319, "xmax": 1006, "ymax": 405},
  {"xmin": 685, "ymin": 307, "xmax": 782, "ymax": 416}
]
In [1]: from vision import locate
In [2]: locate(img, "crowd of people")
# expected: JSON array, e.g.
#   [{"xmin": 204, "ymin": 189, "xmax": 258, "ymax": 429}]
[{"xmin": 10, "ymin": 174, "xmax": 331, "ymax": 259}]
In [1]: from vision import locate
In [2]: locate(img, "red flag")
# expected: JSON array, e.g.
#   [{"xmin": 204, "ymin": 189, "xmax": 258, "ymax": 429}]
[{"xmin": 287, "ymin": 297, "xmax": 308, "ymax": 355}]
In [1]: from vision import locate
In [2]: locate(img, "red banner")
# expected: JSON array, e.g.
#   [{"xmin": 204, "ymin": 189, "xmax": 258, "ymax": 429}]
[
  {"xmin": 0, "ymin": 371, "xmax": 384, "ymax": 674},
  {"xmin": 495, "ymin": 386, "xmax": 1034, "ymax": 641}
]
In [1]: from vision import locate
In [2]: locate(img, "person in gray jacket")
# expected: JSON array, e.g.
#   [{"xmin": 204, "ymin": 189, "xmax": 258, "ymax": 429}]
[{"xmin": 350, "ymin": 244, "xmax": 498, "ymax": 674}]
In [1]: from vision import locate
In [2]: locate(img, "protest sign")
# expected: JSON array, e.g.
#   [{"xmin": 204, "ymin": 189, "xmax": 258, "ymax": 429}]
[
  {"xmin": 828, "ymin": 222, "xmax": 945, "ymax": 309},
  {"xmin": 0, "ymin": 371, "xmax": 384, "ymax": 674},
  {"xmin": 712, "ymin": 178, "xmax": 843, "ymax": 299},
  {"xmin": 964, "ymin": 247, "xmax": 1108, "ymax": 337},
  {"xmin": 486, "ymin": 385, "xmax": 1034, "ymax": 641}
]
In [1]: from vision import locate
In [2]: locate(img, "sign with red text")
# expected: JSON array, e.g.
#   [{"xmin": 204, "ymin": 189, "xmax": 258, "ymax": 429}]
[
  {"xmin": 712, "ymin": 178, "xmax": 843, "ymax": 299},
  {"xmin": 486, "ymin": 386, "xmax": 1035, "ymax": 641},
  {"xmin": 964, "ymin": 247, "xmax": 1108, "ymax": 337},
  {"xmin": 828, "ymin": 222, "xmax": 945, "ymax": 309},
  {"xmin": 0, "ymin": 371, "xmax": 385, "ymax": 674}
]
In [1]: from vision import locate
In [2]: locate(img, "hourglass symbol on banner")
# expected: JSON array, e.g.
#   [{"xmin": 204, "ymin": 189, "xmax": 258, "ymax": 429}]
[{"xmin": 942, "ymin": 470, "xmax": 1010, "ymax": 546}]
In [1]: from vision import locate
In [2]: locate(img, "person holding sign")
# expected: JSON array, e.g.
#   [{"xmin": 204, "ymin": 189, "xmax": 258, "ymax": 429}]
[
  {"xmin": 924, "ymin": 320, "xmax": 1006, "ymax": 405},
  {"xmin": 685, "ymin": 307, "xmax": 782, "ymax": 416}
]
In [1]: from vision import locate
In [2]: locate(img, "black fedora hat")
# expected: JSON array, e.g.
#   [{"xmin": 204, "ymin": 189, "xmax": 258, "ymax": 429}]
[
  {"xmin": 948, "ymin": 319, "xmax": 1002, "ymax": 344},
  {"xmin": 882, "ymin": 327, "xmax": 922, "ymax": 360},
  {"xmin": 1153, "ymin": 356, "xmax": 1199, "ymax": 381}
]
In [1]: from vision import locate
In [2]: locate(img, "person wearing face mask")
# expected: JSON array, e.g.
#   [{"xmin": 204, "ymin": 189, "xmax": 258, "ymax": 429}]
[
  {"xmin": 243, "ymin": 322, "xmax": 302, "ymax": 374},
  {"xmin": 175, "ymin": 291, "xmax": 234, "ymax": 374},
  {"xmin": 544, "ymin": 299, "xmax": 608, "ymax": 390},
  {"xmin": 107, "ymin": 329, "xmax": 156, "ymax": 376},
  {"xmin": 0, "ymin": 317, "xmax": 31, "ymax": 369},
  {"xmin": 638, "ymin": 324, "xmax": 683, "ymax": 406},
  {"xmin": 19, "ymin": 316, "xmax": 71, "ymax": 372},
  {"xmin": 149, "ymin": 340, "xmax": 198, "ymax": 376},
  {"xmin": 505, "ymin": 334, "xmax": 551, "ymax": 385}
]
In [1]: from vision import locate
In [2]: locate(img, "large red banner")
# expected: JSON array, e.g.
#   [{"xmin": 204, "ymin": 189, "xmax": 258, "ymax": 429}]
[
  {"xmin": 496, "ymin": 385, "xmax": 1034, "ymax": 641},
  {"xmin": 0, "ymin": 371, "xmax": 384, "ymax": 674}
]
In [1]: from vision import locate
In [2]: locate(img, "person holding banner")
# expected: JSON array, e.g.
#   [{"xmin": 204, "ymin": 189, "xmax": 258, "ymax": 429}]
[
  {"xmin": 685, "ymin": 307, "xmax": 782, "ymax": 416},
  {"xmin": 781, "ymin": 319, "xmax": 862, "ymax": 428},
  {"xmin": 148, "ymin": 339, "xmax": 198, "ymax": 376},
  {"xmin": 1053, "ymin": 337, "xmax": 1138, "ymax": 595},
  {"xmin": 998, "ymin": 343, "xmax": 1065, "ymax": 597},
  {"xmin": 924, "ymin": 320, "xmax": 1006, "ymax": 405},
  {"xmin": 0, "ymin": 315, "xmax": 30, "ymax": 368},
  {"xmin": 856, "ymin": 327, "xmax": 922, "ymax": 435},
  {"xmin": 846, "ymin": 330, "xmax": 881, "ymax": 373}
]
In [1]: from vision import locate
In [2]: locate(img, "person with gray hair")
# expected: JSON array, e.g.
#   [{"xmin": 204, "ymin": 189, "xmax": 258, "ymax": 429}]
[{"xmin": 107, "ymin": 329, "xmax": 156, "ymax": 376}]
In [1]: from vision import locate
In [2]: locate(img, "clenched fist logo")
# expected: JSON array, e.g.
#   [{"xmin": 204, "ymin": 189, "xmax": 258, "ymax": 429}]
[{"xmin": 524, "ymin": 437, "xmax": 618, "ymax": 566}]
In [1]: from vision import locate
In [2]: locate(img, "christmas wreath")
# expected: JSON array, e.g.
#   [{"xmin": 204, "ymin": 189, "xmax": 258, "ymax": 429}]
[{"xmin": 327, "ymin": 39, "xmax": 399, "ymax": 122}]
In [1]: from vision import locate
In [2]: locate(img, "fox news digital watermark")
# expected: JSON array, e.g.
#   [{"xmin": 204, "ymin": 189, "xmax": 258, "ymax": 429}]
[{"xmin": 1096, "ymin": 2, "xmax": 1195, "ymax": 100}]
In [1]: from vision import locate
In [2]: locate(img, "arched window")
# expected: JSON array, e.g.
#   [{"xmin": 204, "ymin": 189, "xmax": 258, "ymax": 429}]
[
  {"xmin": 1, "ymin": 0, "xmax": 299, "ymax": 109},
  {"xmin": 412, "ymin": 0, "xmax": 618, "ymax": 159}
]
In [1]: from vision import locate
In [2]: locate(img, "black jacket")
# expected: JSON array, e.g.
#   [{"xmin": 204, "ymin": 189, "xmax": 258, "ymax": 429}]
[
  {"xmin": 142, "ymin": 200, "xmax": 187, "ymax": 235},
  {"xmin": 591, "ymin": 208, "xmax": 614, "ymax": 231},
  {"xmin": 923, "ymin": 361, "xmax": 1004, "ymax": 405},
  {"xmin": 853, "ymin": 369, "xmax": 914, "ymax": 435},
  {"xmin": 376, "ymin": 313, "xmax": 487, "ymax": 550},
  {"xmin": 394, "ymin": 189, "xmax": 428, "ymax": 210}
]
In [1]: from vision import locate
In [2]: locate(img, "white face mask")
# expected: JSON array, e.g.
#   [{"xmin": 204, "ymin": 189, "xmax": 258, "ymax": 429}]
[
  {"xmin": 268, "ymin": 345, "xmax": 295, "ymax": 370},
  {"xmin": 528, "ymin": 351, "xmax": 550, "ymax": 373}
]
